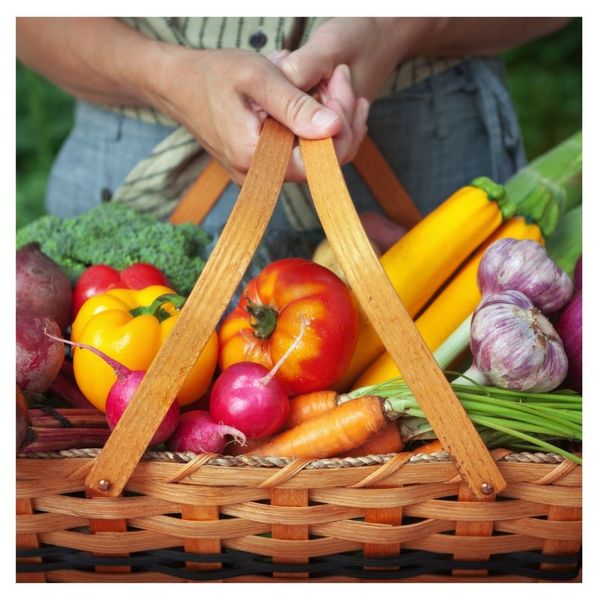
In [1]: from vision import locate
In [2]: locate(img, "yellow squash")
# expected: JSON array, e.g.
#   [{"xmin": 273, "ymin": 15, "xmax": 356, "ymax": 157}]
[
  {"xmin": 334, "ymin": 177, "xmax": 511, "ymax": 391},
  {"xmin": 353, "ymin": 216, "xmax": 544, "ymax": 389}
]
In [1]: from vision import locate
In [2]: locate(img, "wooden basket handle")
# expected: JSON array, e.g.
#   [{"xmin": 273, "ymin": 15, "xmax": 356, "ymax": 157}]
[
  {"xmin": 168, "ymin": 158, "xmax": 230, "ymax": 226},
  {"xmin": 300, "ymin": 137, "xmax": 505, "ymax": 500},
  {"xmin": 85, "ymin": 120, "xmax": 505, "ymax": 500},
  {"xmin": 166, "ymin": 134, "xmax": 422, "ymax": 229},
  {"xmin": 85, "ymin": 118, "xmax": 294, "ymax": 497},
  {"xmin": 351, "ymin": 134, "xmax": 421, "ymax": 228}
]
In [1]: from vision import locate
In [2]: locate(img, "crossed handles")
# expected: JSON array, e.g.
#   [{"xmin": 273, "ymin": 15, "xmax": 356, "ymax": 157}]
[{"xmin": 84, "ymin": 118, "xmax": 507, "ymax": 501}]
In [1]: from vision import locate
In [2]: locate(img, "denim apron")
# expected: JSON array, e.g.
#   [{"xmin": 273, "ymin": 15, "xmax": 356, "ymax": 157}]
[{"xmin": 45, "ymin": 56, "xmax": 526, "ymax": 255}]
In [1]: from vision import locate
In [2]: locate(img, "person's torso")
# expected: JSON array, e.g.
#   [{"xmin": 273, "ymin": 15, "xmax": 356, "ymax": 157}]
[{"xmin": 115, "ymin": 17, "xmax": 462, "ymax": 126}]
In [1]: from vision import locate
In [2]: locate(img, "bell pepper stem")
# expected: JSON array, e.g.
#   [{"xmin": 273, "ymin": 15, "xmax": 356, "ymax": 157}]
[{"xmin": 129, "ymin": 293, "xmax": 186, "ymax": 320}]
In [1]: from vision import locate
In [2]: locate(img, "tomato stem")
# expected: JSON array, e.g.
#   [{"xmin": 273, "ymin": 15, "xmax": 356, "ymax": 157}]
[{"xmin": 245, "ymin": 296, "xmax": 279, "ymax": 340}]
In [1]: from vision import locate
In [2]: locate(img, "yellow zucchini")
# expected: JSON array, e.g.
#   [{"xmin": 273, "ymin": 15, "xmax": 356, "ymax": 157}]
[
  {"xmin": 353, "ymin": 216, "xmax": 544, "ymax": 389},
  {"xmin": 334, "ymin": 177, "xmax": 511, "ymax": 391}
]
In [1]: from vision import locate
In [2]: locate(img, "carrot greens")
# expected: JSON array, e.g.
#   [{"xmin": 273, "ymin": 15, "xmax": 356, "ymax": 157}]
[{"xmin": 347, "ymin": 378, "xmax": 582, "ymax": 464}]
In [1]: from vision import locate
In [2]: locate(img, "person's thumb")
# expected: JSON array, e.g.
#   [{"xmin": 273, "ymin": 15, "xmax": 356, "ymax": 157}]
[
  {"xmin": 257, "ymin": 78, "xmax": 342, "ymax": 139},
  {"xmin": 277, "ymin": 45, "xmax": 337, "ymax": 91}
]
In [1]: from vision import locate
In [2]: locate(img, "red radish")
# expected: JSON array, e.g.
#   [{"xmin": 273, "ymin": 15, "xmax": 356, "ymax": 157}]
[
  {"xmin": 167, "ymin": 410, "xmax": 245, "ymax": 454},
  {"xmin": 105, "ymin": 369, "xmax": 179, "ymax": 445},
  {"xmin": 44, "ymin": 332, "xmax": 179, "ymax": 446},
  {"xmin": 228, "ymin": 434, "xmax": 272, "ymax": 456},
  {"xmin": 209, "ymin": 318, "xmax": 308, "ymax": 439},
  {"xmin": 210, "ymin": 362, "xmax": 290, "ymax": 439}
]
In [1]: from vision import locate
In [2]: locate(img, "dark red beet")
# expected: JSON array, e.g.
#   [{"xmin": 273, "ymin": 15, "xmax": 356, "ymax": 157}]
[
  {"xmin": 556, "ymin": 290, "xmax": 582, "ymax": 392},
  {"xmin": 16, "ymin": 243, "xmax": 72, "ymax": 330},
  {"xmin": 16, "ymin": 312, "xmax": 64, "ymax": 393}
]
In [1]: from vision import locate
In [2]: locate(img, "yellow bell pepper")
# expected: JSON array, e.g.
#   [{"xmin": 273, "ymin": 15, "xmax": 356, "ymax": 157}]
[{"xmin": 71, "ymin": 285, "xmax": 218, "ymax": 412}]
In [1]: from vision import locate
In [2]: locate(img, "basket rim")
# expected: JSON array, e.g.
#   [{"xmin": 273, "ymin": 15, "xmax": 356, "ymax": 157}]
[{"xmin": 17, "ymin": 447, "xmax": 571, "ymax": 469}]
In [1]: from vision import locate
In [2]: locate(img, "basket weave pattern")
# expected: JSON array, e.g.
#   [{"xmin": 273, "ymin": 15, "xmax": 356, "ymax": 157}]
[{"xmin": 17, "ymin": 449, "xmax": 582, "ymax": 582}]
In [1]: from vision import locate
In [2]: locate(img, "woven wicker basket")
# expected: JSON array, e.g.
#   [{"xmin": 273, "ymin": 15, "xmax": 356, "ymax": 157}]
[
  {"xmin": 16, "ymin": 121, "xmax": 582, "ymax": 583},
  {"xmin": 17, "ymin": 447, "xmax": 581, "ymax": 582}
]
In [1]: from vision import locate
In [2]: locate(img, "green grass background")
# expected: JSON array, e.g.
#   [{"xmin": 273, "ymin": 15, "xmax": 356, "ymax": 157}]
[{"xmin": 15, "ymin": 18, "xmax": 582, "ymax": 230}]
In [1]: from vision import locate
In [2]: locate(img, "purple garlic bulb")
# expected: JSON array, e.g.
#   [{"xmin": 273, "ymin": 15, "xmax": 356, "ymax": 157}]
[
  {"xmin": 477, "ymin": 238, "xmax": 573, "ymax": 314},
  {"xmin": 470, "ymin": 289, "xmax": 568, "ymax": 392}
]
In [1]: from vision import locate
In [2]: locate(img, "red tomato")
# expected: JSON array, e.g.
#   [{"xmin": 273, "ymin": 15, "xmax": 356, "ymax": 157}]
[
  {"xmin": 218, "ymin": 258, "xmax": 359, "ymax": 396},
  {"xmin": 73, "ymin": 263, "xmax": 170, "ymax": 316},
  {"xmin": 120, "ymin": 263, "xmax": 170, "ymax": 289}
]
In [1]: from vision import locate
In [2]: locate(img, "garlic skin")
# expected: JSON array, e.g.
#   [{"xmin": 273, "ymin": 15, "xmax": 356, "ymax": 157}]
[
  {"xmin": 470, "ymin": 290, "xmax": 568, "ymax": 392},
  {"xmin": 477, "ymin": 238, "xmax": 573, "ymax": 314}
]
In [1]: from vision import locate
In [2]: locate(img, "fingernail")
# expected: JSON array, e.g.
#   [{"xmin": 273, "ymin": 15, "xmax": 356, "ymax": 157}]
[
  {"xmin": 317, "ymin": 82, "xmax": 329, "ymax": 104},
  {"xmin": 360, "ymin": 98, "xmax": 370, "ymax": 123},
  {"xmin": 269, "ymin": 49, "xmax": 289, "ymax": 65},
  {"xmin": 292, "ymin": 145, "xmax": 304, "ymax": 166},
  {"xmin": 340, "ymin": 64, "xmax": 352, "ymax": 83},
  {"xmin": 312, "ymin": 108, "xmax": 340, "ymax": 130}
]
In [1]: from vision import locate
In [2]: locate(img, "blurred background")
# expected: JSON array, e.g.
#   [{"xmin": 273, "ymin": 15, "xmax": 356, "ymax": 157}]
[{"xmin": 15, "ymin": 17, "xmax": 582, "ymax": 230}]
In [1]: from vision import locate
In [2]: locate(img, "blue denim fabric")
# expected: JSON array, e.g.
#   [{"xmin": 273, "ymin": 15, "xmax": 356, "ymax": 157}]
[
  {"xmin": 46, "ymin": 102, "xmax": 176, "ymax": 218},
  {"xmin": 45, "ymin": 56, "xmax": 526, "ymax": 235},
  {"xmin": 341, "ymin": 57, "xmax": 526, "ymax": 218},
  {"xmin": 45, "ymin": 102, "xmax": 294, "ymax": 234}
]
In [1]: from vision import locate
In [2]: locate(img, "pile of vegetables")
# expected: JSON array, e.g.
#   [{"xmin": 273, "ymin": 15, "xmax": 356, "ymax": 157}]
[
  {"xmin": 223, "ymin": 237, "xmax": 581, "ymax": 463},
  {"xmin": 16, "ymin": 131, "xmax": 583, "ymax": 468}
]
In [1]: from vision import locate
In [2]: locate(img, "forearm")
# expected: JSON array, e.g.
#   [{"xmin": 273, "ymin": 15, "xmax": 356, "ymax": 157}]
[
  {"xmin": 395, "ymin": 17, "xmax": 572, "ymax": 60},
  {"xmin": 16, "ymin": 17, "xmax": 166, "ymax": 107},
  {"xmin": 15, "ymin": 17, "xmax": 370, "ymax": 184}
]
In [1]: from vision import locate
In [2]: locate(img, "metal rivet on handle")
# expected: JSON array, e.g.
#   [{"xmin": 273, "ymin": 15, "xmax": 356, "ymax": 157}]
[
  {"xmin": 97, "ymin": 479, "xmax": 112, "ymax": 492},
  {"xmin": 480, "ymin": 482, "xmax": 494, "ymax": 495}
]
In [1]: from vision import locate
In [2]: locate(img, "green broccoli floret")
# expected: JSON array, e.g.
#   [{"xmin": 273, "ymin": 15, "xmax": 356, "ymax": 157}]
[{"xmin": 16, "ymin": 203, "xmax": 211, "ymax": 295}]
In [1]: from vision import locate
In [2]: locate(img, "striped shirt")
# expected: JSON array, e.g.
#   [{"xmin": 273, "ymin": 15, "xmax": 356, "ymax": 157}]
[
  {"xmin": 109, "ymin": 17, "xmax": 462, "ymax": 228},
  {"xmin": 115, "ymin": 17, "xmax": 461, "ymax": 126}
]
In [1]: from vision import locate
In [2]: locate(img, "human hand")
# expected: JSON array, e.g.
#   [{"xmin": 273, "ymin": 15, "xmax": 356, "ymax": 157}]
[
  {"xmin": 144, "ymin": 45, "xmax": 366, "ymax": 184},
  {"xmin": 278, "ymin": 18, "xmax": 413, "ymax": 102},
  {"xmin": 270, "ymin": 50, "xmax": 369, "ymax": 177}
]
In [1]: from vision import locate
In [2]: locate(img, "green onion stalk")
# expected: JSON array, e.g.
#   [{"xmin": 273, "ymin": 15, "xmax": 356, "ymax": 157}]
[
  {"xmin": 345, "ymin": 316, "xmax": 582, "ymax": 465},
  {"xmin": 505, "ymin": 129, "xmax": 582, "ymax": 238}
]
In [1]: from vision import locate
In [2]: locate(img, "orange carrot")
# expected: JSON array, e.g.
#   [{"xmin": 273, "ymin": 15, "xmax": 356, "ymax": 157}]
[
  {"xmin": 407, "ymin": 439, "xmax": 444, "ymax": 456},
  {"xmin": 285, "ymin": 391, "xmax": 403, "ymax": 457},
  {"xmin": 341, "ymin": 423, "xmax": 404, "ymax": 457},
  {"xmin": 247, "ymin": 396, "xmax": 388, "ymax": 458},
  {"xmin": 285, "ymin": 390, "xmax": 338, "ymax": 428},
  {"xmin": 226, "ymin": 435, "xmax": 273, "ymax": 456}
]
